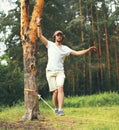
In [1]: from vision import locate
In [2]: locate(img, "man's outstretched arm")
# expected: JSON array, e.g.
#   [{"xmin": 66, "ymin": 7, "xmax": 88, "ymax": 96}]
[
  {"xmin": 70, "ymin": 46, "xmax": 97, "ymax": 56},
  {"xmin": 36, "ymin": 17, "xmax": 48, "ymax": 46}
]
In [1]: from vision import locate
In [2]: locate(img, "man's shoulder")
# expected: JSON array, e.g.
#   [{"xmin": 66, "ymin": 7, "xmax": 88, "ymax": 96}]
[
  {"xmin": 46, "ymin": 40, "xmax": 54, "ymax": 48},
  {"xmin": 48, "ymin": 40, "xmax": 54, "ymax": 43},
  {"xmin": 62, "ymin": 45, "xmax": 71, "ymax": 49}
]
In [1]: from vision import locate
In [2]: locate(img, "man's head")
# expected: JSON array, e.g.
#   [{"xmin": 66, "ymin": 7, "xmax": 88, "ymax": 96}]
[{"xmin": 53, "ymin": 30, "xmax": 65, "ymax": 42}]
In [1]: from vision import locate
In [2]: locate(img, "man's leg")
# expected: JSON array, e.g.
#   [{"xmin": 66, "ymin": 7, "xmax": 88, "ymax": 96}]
[
  {"xmin": 58, "ymin": 86, "xmax": 64, "ymax": 111},
  {"xmin": 53, "ymin": 87, "xmax": 64, "ymax": 116},
  {"xmin": 52, "ymin": 89, "xmax": 58, "ymax": 109},
  {"xmin": 56, "ymin": 71, "xmax": 65, "ymax": 115}
]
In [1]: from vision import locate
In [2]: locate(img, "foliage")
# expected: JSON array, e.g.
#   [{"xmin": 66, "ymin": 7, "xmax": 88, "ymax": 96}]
[
  {"xmin": 0, "ymin": 55, "xmax": 24, "ymax": 106},
  {"xmin": 64, "ymin": 92, "xmax": 119, "ymax": 107}
]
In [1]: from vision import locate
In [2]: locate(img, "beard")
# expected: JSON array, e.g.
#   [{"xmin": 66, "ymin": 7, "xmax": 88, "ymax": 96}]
[{"xmin": 56, "ymin": 38, "xmax": 63, "ymax": 43}]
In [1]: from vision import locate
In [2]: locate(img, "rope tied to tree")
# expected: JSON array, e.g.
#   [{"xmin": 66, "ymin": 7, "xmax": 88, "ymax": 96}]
[{"xmin": 24, "ymin": 88, "xmax": 38, "ymax": 92}]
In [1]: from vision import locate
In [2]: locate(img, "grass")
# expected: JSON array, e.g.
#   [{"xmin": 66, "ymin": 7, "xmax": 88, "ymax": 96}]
[
  {"xmin": 40, "ymin": 106, "xmax": 119, "ymax": 130},
  {"xmin": 0, "ymin": 92, "xmax": 119, "ymax": 130}
]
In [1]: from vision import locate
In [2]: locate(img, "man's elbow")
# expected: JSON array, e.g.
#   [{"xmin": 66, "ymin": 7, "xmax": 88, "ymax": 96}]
[{"xmin": 71, "ymin": 51, "xmax": 78, "ymax": 56}]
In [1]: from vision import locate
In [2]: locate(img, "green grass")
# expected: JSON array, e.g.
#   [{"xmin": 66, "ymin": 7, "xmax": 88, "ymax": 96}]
[{"xmin": 0, "ymin": 92, "xmax": 119, "ymax": 130}]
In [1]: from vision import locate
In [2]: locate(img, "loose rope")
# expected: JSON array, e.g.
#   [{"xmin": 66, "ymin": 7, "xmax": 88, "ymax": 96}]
[{"xmin": 38, "ymin": 94, "xmax": 54, "ymax": 112}]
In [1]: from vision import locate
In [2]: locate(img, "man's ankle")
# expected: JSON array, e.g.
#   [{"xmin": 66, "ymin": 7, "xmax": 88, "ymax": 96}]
[{"xmin": 58, "ymin": 109, "xmax": 62, "ymax": 111}]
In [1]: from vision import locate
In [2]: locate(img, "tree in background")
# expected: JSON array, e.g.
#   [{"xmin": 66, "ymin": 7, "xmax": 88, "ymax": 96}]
[{"xmin": 0, "ymin": 54, "xmax": 23, "ymax": 106}]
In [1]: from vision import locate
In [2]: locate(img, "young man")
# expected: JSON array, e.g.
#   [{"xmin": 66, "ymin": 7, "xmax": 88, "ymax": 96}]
[{"xmin": 36, "ymin": 18, "xmax": 97, "ymax": 116}]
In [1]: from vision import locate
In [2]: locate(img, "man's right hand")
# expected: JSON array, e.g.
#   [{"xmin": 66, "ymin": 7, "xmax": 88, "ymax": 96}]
[
  {"xmin": 36, "ymin": 17, "xmax": 42, "ymax": 26},
  {"xmin": 36, "ymin": 17, "xmax": 48, "ymax": 46}
]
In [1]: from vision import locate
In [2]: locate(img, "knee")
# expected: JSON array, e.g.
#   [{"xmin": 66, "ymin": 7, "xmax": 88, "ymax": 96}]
[
  {"xmin": 53, "ymin": 89, "xmax": 58, "ymax": 95},
  {"xmin": 58, "ymin": 86, "xmax": 64, "ymax": 93}
]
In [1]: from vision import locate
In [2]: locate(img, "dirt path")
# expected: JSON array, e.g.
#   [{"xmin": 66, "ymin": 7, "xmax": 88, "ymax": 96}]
[
  {"xmin": 0, "ymin": 115, "xmax": 77, "ymax": 130},
  {"xmin": 0, "ymin": 118, "xmax": 55, "ymax": 130},
  {"xmin": 0, "ymin": 116, "xmax": 75, "ymax": 130}
]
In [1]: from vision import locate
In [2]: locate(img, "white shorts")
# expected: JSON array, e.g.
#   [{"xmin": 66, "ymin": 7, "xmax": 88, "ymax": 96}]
[{"xmin": 46, "ymin": 70, "xmax": 65, "ymax": 92}]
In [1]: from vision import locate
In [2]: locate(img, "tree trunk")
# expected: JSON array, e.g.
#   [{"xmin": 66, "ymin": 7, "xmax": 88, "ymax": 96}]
[
  {"xmin": 20, "ymin": 0, "xmax": 44, "ymax": 121},
  {"xmin": 102, "ymin": 1, "xmax": 111, "ymax": 89},
  {"xmin": 79, "ymin": 0, "xmax": 86, "ymax": 94},
  {"xmin": 79, "ymin": 0, "xmax": 84, "ymax": 43},
  {"xmin": 114, "ymin": 40, "xmax": 119, "ymax": 87},
  {"xmin": 96, "ymin": 6, "xmax": 103, "ymax": 91}
]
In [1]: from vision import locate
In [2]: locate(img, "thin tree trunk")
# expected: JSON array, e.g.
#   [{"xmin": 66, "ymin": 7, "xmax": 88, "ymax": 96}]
[
  {"xmin": 90, "ymin": 4, "xmax": 97, "ymax": 94},
  {"xmin": 114, "ymin": 40, "xmax": 119, "ymax": 87},
  {"xmin": 89, "ymin": 4, "xmax": 94, "ymax": 94},
  {"xmin": 113, "ymin": 0, "xmax": 119, "ymax": 89},
  {"xmin": 79, "ymin": 0, "xmax": 84, "ymax": 43},
  {"xmin": 20, "ymin": 0, "xmax": 44, "ymax": 121},
  {"xmin": 102, "ymin": 1, "xmax": 111, "ymax": 89},
  {"xmin": 96, "ymin": 6, "xmax": 103, "ymax": 91},
  {"xmin": 79, "ymin": 0, "xmax": 86, "ymax": 94}
]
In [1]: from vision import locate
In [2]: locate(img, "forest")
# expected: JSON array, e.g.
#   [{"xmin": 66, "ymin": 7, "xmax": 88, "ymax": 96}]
[{"xmin": 0, "ymin": 0, "xmax": 119, "ymax": 106}]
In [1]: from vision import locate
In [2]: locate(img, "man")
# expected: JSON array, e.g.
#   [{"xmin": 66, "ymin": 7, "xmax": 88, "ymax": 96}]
[{"xmin": 36, "ymin": 18, "xmax": 97, "ymax": 116}]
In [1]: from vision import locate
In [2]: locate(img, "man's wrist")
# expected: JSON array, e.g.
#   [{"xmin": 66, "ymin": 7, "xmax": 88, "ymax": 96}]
[
  {"xmin": 37, "ymin": 24, "xmax": 40, "ymax": 27},
  {"xmin": 88, "ymin": 48, "xmax": 90, "ymax": 52}
]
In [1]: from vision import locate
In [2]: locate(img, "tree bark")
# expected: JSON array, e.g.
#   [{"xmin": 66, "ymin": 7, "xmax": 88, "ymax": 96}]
[
  {"xmin": 102, "ymin": 0, "xmax": 111, "ymax": 89},
  {"xmin": 96, "ymin": 6, "xmax": 103, "ymax": 91},
  {"xmin": 114, "ymin": 40, "xmax": 119, "ymax": 87},
  {"xmin": 79, "ymin": 0, "xmax": 87, "ymax": 94},
  {"xmin": 20, "ymin": 0, "xmax": 44, "ymax": 121}
]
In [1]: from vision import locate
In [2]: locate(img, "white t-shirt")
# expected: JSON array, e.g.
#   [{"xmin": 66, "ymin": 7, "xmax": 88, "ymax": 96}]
[{"xmin": 46, "ymin": 41, "xmax": 72, "ymax": 71}]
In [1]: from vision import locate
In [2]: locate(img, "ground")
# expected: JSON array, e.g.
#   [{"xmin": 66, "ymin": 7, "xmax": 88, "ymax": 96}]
[
  {"xmin": 0, "ymin": 119, "xmax": 53, "ymax": 130},
  {"xmin": 0, "ymin": 117, "xmax": 55, "ymax": 130},
  {"xmin": 1, "ymin": 106, "xmax": 119, "ymax": 130},
  {"xmin": 0, "ymin": 116, "xmax": 74, "ymax": 130}
]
